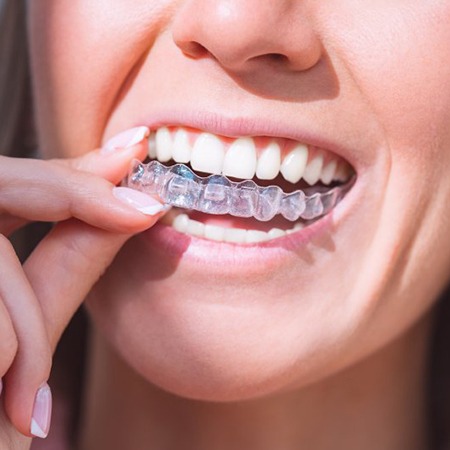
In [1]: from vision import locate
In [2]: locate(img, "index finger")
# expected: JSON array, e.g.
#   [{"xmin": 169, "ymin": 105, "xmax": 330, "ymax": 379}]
[{"xmin": 0, "ymin": 127, "xmax": 155, "ymax": 234}]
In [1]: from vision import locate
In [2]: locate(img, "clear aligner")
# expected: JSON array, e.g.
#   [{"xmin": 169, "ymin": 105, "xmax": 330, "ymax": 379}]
[{"xmin": 125, "ymin": 160, "xmax": 354, "ymax": 222}]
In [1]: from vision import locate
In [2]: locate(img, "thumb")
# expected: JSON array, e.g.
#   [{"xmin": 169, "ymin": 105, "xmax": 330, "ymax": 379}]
[{"xmin": 23, "ymin": 217, "xmax": 158, "ymax": 349}]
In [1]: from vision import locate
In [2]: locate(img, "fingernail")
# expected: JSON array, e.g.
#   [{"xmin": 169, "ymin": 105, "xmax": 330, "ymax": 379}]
[
  {"xmin": 0, "ymin": 379, "xmax": 3, "ymax": 397},
  {"xmin": 113, "ymin": 187, "xmax": 166, "ymax": 216},
  {"xmin": 31, "ymin": 383, "xmax": 52, "ymax": 439},
  {"xmin": 101, "ymin": 126, "xmax": 149, "ymax": 154}
]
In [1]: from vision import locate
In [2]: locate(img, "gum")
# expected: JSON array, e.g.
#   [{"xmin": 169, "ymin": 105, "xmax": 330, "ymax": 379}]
[{"xmin": 125, "ymin": 160, "xmax": 354, "ymax": 222}]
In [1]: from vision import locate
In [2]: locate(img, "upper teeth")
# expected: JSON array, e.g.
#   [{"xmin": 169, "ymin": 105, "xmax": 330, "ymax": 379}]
[{"xmin": 149, "ymin": 127, "xmax": 352, "ymax": 185}]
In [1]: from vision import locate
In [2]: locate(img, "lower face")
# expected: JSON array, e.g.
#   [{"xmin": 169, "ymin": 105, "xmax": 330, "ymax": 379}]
[{"xmin": 29, "ymin": 1, "xmax": 450, "ymax": 400}]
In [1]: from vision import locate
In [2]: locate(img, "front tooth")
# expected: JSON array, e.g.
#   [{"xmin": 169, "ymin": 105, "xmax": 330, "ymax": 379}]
[
  {"xmin": 173, "ymin": 213, "xmax": 189, "ymax": 233},
  {"xmin": 191, "ymin": 133, "xmax": 225, "ymax": 175},
  {"xmin": 186, "ymin": 219, "xmax": 205, "ymax": 238},
  {"xmin": 222, "ymin": 137, "xmax": 257, "ymax": 179},
  {"xmin": 280, "ymin": 144, "xmax": 308, "ymax": 184},
  {"xmin": 155, "ymin": 127, "xmax": 173, "ymax": 162},
  {"xmin": 172, "ymin": 128, "xmax": 192, "ymax": 163},
  {"xmin": 256, "ymin": 142, "xmax": 281, "ymax": 180},
  {"xmin": 204, "ymin": 224, "xmax": 225, "ymax": 242},
  {"xmin": 148, "ymin": 132, "xmax": 157, "ymax": 159},
  {"xmin": 223, "ymin": 228, "xmax": 247, "ymax": 244},
  {"xmin": 320, "ymin": 160, "xmax": 337, "ymax": 185},
  {"xmin": 303, "ymin": 154, "xmax": 324, "ymax": 185}
]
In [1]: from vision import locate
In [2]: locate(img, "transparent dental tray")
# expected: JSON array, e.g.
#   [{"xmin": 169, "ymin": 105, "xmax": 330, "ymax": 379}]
[{"xmin": 125, "ymin": 160, "xmax": 354, "ymax": 222}]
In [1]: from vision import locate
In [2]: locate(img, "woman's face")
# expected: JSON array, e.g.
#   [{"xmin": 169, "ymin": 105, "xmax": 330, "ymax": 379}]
[{"xmin": 28, "ymin": 1, "xmax": 450, "ymax": 400}]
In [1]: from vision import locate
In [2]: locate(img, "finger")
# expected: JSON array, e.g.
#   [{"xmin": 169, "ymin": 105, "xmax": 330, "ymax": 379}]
[
  {"xmin": 0, "ymin": 135, "xmax": 159, "ymax": 234},
  {"xmin": 0, "ymin": 235, "xmax": 51, "ymax": 438},
  {"xmin": 24, "ymin": 211, "xmax": 163, "ymax": 349}
]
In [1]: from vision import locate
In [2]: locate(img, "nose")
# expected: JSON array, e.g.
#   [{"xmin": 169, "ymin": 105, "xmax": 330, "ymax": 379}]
[{"xmin": 172, "ymin": 0, "xmax": 323, "ymax": 73}]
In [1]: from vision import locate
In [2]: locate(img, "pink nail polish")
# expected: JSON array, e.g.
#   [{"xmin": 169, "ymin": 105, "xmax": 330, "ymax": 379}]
[
  {"xmin": 31, "ymin": 383, "xmax": 52, "ymax": 439},
  {"xmin": 101, "ymin": 126, "xmax": 149, "ymax": 154},
  {"xmin": 113, "ymin": 187, "xmax": 167, "ymax": 216}
]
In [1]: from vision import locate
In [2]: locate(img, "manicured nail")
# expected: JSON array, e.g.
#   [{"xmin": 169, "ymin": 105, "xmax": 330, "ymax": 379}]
[
  {"xmin": 31, "ymin": 383, "xmax": 52, "ymax": 439},
  {"xmin": 113, "ymin": 187, "xmax": 167, "ymax": 216},
  {"xmin": 101, "ymin": 126, "xmax": 149, "ymax": 154}
]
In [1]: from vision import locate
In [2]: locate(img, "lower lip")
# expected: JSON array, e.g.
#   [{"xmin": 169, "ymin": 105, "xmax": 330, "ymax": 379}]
[{"xmin": 138, "ymin": 177, "xmax": 360, "ymax": 272}]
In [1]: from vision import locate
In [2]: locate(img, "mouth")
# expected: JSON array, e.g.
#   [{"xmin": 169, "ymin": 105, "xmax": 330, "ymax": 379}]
[{"xmin": 125, "ymin": 126, "xmax": 356, "ymax": 245}]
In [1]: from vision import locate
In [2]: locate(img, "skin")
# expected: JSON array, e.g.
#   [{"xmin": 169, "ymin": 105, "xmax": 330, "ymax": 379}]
[
  {"xmin": 0, "ymin": 138, "xmax": 164, "ymax": 445},
  {"xmin": 9, "ymin": 0, "xmax": 450, "ymax": 448}
]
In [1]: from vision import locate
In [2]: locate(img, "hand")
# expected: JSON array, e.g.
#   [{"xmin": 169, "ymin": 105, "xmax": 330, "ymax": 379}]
[{"xmin": 0, "ymin": 127, "xmax": 163, "ymax": 440}]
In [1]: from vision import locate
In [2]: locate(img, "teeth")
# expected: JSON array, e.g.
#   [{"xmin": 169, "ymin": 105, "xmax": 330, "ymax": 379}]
[
  {"xmin": 161, "ymin": 211, "xmax": 307, "ymax": 244},
  {"xmin": 222, "ymin": 137, "xmax": 257, "ymax": 179},
  {"xmin": 268, "ymin": 228, "xmax": 286, "ymax": 239},
  {"xmin": 149, "ymin": 127, "xmax": 352, "ymax": 185},
  {"xmin": 148, "ymin": 133, "xmax": 157, "ymax": 159},
  {"xmin": 172, "ymin": 128, "xmax": 192, "ymax": 163},
  {"xmin": 187, "ymin": 220, "xmax": 205, "ymax": 238},
  {"xmin": 223, "ymin": 228, "xmax": 248, "ymax": 244},
  {"xmin": 191, "ymin": 133, "xmax": 225, "ymax": 174},
  {"xmin": 245, "ymin": 230, "xmax": 268, "ymax": 243},
  {"xmin": 256, "ymin": 142, "xmax": 281, "ymax": 180},
  {"xmin": 320, "ymin": 160, "xmax": 337, "ymax": 185},
  {"xmin": 303, "ymin": 154, "xmax": 324, "ymax": 185},
  {"xmin": 155, "ymin": 127, "xmax": 173, "ymax": 162},
  {"xmin": 279, "ymin": 144, "xmax": 308, "ymax": 183},
  {"xmin": 204, "ymin": 224, "xmax": 225, "ymax": 242},
  {"xmin": 173, "ymin": 213, "xmax": 189, "ymax": 233}
]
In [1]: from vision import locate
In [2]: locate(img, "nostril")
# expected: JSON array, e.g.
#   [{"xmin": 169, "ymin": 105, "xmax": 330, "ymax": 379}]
[
  {"xmin": 178, "ymin": 40, "xmax": 209, "ymax": 59},
  {"xmin": 267, "ymin": 53, "xmax": 288, "ymax": 63},
  {"xmin": 257, "ymin": 53, "xmax": 289, "ymax": 65}
]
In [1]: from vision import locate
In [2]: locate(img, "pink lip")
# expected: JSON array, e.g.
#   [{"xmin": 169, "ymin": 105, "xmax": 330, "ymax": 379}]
[{"xmin": 138, "ymin": 109, "xmax": 366, "ymax": 174}]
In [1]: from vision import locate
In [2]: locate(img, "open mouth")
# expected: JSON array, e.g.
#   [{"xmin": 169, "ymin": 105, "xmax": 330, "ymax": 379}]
[{"xmin": 125, "ymin": 126, "xmax": 356, "ymax": 244}]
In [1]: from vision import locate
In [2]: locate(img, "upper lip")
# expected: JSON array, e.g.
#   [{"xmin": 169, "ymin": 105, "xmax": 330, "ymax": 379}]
[{"xmin": 140, "ymin": 109, "xmax": 362, "ymax": 174}]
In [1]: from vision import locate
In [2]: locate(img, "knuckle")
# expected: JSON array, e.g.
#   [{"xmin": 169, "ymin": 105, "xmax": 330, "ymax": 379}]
[
  {"xmin": 55, "ymin": 224, "xmax": 93, "ymax": 268},
  {"xmin": 62, "ymin": 170, "xmax": 106, "ymax": 207}
]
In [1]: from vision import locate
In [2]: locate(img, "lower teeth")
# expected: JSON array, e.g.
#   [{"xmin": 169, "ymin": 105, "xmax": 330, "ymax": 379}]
[
  {"xmin": 160, "ymin": 209, "xmax": 305, "ymax": 244},
  {"xmin": 126, "ymin": 160, "xmax": 354, "ymax": 222}
]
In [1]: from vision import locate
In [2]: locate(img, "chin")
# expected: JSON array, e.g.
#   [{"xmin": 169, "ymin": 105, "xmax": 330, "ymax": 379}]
[{"xmin": 85, "ymin": 239, "xmax": 361, "ymax": 403}]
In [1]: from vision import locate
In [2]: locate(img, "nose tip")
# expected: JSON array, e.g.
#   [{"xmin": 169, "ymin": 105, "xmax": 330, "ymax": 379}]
[{"xmin": 172, "ymin": 0, "xmax": 323, "ymax": 73}]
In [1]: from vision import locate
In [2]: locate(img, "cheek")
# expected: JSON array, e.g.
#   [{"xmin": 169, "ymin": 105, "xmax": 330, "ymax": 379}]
[
  {"xmin": 326, "ymin": 2, "xmax": 450, "ymax": 153},
  {"xmin": 324, "ymin": 2, "xmax": 450, "ymax": 250},
  {"xmin": 28, "ymin": 0, "xmax": 173, "ymax": 157}
]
